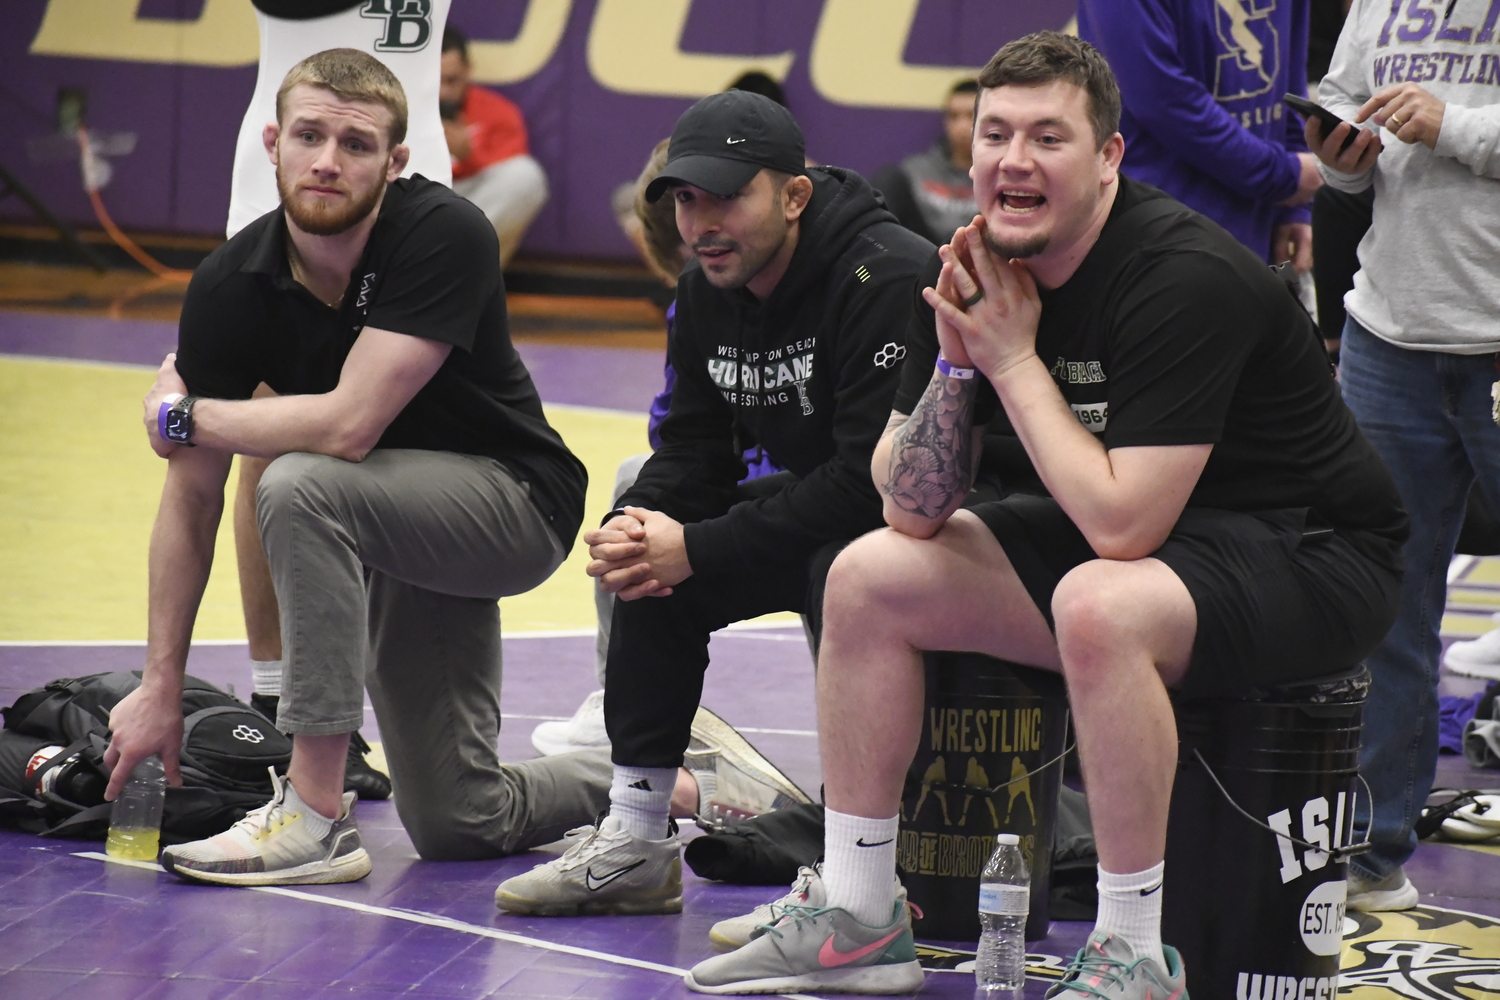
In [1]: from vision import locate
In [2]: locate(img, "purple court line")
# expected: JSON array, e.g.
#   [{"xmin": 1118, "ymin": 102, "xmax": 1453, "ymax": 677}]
[{"xmin": 0, "ymin": 310, "xmax": 666, "ymax": 414}]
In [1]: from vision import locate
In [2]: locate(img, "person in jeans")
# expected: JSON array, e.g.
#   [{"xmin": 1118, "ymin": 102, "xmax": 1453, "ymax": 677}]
[
  {"xmin": 1311, "ymin": 0, "xmax": 1500, "ymax": 911},
  {"xmin": 103, "ymin": 49, "xmax": 600, "ymax": 884}
]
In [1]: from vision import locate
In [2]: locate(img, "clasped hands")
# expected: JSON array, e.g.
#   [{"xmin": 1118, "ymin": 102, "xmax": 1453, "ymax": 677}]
[
  {"xmin": 921, "ymin": 217, "xmax": 1042, "ymax": 384},
  {"xmin": 586, "ymin": 506, "xmax": 693, "ymax": 601},
  {"xmin": 141, "ymin": 352, "xmax": 189, "ymax": 458}
]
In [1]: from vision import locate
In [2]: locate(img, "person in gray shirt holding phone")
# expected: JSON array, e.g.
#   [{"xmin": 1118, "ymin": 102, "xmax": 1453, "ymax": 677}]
[{"xmin": 1309, "ymin": 0, "xmax": 1500, "ymax": 913}]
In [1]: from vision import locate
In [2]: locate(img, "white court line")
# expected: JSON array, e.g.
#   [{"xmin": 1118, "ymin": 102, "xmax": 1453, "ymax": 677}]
[
  {"xmin": 72, "ymin": 852, "xmax": 822, "ymax": 998},
  {"xmin": 1450, "ymin": 554, "xmax": 1480, "ymax": 584},
  {"xmin": 1, "ymin": 622, "xmax": 805, "ymax": 647}
]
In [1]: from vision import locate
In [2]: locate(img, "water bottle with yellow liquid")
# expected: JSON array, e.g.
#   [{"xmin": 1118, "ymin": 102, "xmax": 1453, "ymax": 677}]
[{"xmin": 106, "ymin": 755, "xmax": 165, "ymax": 861}]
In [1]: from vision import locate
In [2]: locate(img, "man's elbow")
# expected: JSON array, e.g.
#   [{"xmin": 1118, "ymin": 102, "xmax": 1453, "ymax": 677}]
[
  {"xmin": 1086, "ymin": 524, "xmax": 1169, "ymax": 563},
  {"xmin": 882, "ymin": 499, "xmax": 943, "ymax": 540},
  {"xmin": 325, "ymin": 423, "xmax": 380, "ymax": 463}
]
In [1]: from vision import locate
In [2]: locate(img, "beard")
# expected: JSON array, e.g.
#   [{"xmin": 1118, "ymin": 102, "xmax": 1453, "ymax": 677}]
[
  {"xmin": 276, "ymin": 160, "xmax": 386, "ymax": 237},
  {"xmin": 984, "ymin": 228, "xmax": 1049, "ymax": 260}
]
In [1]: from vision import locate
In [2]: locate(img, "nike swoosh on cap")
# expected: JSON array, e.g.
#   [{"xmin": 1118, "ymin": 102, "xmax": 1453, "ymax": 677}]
[
  {"xmin": 818, "ymin": 928, "xmax": 905, "ymax": 968},
  {"xmin": 584, "ymin": 858, "xmax": 645, "ymax": 891},
  {"xmin": 726, "ymin": 137, "xmax": 746, "ymax": 144}
]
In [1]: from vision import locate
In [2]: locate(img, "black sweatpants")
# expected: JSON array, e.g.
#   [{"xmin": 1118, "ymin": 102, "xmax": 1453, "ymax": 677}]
[{"xmin": 603, "ymin": 474, "xmax": 850, "ymax": 768}]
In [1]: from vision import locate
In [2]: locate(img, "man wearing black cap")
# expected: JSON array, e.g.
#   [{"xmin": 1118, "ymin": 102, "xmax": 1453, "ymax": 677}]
[{"xmin": 494, "ymin": 90, "xmax": 933, "ymax": 916}]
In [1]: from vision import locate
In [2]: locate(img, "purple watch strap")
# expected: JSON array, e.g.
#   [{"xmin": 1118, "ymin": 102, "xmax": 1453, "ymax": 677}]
[{"xmin": 158, "ymin": 400, "xmax": 173, "ymax": 441}]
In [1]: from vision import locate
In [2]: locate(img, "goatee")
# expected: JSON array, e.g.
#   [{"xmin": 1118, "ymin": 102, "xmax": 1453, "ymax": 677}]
[
  {"xmin": 984, "ymin": 229, "xmax": 1049, "ymax": 260},
  {"xmin": 276, "ymin": 161, "xmax": 386, "ymax": 236}
]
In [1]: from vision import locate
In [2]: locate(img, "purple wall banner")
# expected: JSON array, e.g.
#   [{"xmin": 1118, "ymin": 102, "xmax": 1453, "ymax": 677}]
[{"xmin": 3, "ymin": 0, "xmax": 1075, "ymax": 260}]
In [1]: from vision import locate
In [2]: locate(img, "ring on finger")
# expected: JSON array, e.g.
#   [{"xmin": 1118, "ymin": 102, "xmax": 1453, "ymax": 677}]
[
  {"xmin": 962, "ymin": 289, "xmax": 984, "ymax": 308},
  {"xmin": 1389, "ymin": 114, "xmax": 1405, "ymax": 128}
]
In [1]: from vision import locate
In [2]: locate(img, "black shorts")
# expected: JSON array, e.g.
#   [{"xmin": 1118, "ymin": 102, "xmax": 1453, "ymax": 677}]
[{"xmin": 969, "ymin": 496, "xmax": 1401, "ymax": 699}]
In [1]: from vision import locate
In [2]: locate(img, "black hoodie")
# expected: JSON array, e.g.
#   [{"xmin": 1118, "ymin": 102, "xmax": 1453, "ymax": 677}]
[{"xmin": 617, "ymin": 166, "xmax": 934, "ymax": 576}]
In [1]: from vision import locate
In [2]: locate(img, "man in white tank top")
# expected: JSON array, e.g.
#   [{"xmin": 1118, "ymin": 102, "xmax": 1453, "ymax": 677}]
[{"xmin": 227, "ymin": 0, "xmax": 451, "ymax": 239}]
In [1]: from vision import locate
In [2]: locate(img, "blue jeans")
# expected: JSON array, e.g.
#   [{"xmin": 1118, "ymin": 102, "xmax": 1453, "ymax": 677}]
[{"xmin": 1339, "ymin": 318, "xmax": 1500, "ymax": 880}]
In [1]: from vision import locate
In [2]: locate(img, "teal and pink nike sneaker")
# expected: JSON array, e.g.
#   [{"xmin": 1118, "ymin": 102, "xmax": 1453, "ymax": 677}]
[
  {"xmin": 1046, "ymin": 931, "xmax": 1189, "ymax": 999},
  {"xmin": 684, "ymin": 872, "xmax": 923, "ymax": 995}
]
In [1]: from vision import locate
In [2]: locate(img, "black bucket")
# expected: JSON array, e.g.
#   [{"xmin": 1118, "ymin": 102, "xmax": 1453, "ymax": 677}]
[
  {"xmin": 897, "ymin": 654, "xmax": 1069, "ymax": 942},
  {"xmin": 1163, "ymin": 668, "xmax": 1368, "ymax": 998}
]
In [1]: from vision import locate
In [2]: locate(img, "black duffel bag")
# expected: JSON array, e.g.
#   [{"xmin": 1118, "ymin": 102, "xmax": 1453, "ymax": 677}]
[{"xmin": 0, "ymin": 671, "xmax": 291, "ymax": 842}]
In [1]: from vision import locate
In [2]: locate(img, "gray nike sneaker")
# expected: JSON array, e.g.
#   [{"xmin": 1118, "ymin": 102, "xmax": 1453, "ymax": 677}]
[
  {"xmin": 687, "ymin": 705, "xmax": 812, "ymax": 830},
  {"xmin": 161, "ymin": 770, "xmax": 370, "ymax": 886},
  {"xmin": 686, "ymin": 894, "xmax": 924, "ymax": 995},
  {"xmin": 494, "ymin": 815, "xmax": 682, "ymax": 916},
  {"xmin": 708, "ymin": 865, "xmax": 911, "ymax": 953},
  {"xmin": 1045, "ymin": 931, "xmax": 1188, "ymax": 999}
]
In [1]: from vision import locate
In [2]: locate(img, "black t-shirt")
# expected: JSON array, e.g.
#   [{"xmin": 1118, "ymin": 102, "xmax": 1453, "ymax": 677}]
[
  {"xmin": 894, "ymin": 175, "xmax": 1406, "ymax": 556},
  {"xmin": 175, "ymin": 176, "xmax": 587, "ymax": 548}
]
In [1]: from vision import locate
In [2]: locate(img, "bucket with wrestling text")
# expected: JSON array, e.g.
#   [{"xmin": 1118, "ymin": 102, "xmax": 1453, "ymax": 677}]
[
  {"xmin": 898, "ymin": 654, "xmax": 1069, "ymax": 942},
  {"xmin": 1163, "ymin": 668, "xmax": 1368, "ymax": 998}
]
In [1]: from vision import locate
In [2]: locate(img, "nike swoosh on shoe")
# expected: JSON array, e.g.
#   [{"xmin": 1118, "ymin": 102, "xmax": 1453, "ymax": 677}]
[
  {"xmin": 584, "ymin": 859, "xmax": 645, "ymax": 891},
  {"xmin": 817, "ymin": 928, "xmax": 904, "ymax": 968}
]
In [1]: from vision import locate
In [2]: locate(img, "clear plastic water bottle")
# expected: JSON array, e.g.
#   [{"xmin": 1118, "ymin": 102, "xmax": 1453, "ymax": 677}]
[
  {"xmin": 106, "ymin": 755, "xmax": 165, "ymax": 861},
  {"xmin": 975, "ymin": 832, "xmax": 1030, "ymax": 996}
]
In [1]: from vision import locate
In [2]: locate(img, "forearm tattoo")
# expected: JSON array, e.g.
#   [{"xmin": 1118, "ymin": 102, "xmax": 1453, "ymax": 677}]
[{"xmin": 882, "ymin": 369, "xmax": 978, "ymax": 518}]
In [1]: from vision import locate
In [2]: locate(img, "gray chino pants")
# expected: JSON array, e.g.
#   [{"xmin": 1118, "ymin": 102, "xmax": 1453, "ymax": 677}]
[{"xmin": 256, "ymin": 449, "xmax": 611, "ymax": 860}]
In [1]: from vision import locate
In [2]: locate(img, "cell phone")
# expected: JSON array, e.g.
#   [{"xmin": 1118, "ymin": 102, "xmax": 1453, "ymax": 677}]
[{"xmin": 1284, "ymin": 93, "xmax": 1359, "ymax": 153}]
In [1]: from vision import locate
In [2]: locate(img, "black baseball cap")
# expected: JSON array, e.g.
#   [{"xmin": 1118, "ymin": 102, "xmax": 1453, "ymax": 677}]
[{"xmin": 644, "ymin": 90, "xmax": 806, "ymax": 203}]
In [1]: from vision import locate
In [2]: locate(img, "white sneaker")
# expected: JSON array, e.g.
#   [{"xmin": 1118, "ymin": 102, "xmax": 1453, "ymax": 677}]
[
  {"xmin": 687, "ymin": 705, "xmax": 812, "ymax": 829},
  {"xmin": 161, "ymin": 770, "xmax": 370, "ymax": 886},
  {"xmin": 531, "ymin": 690, "xmax": 609, "ymax": 756},
  {"xmin": 494, "ymin": 814, "xmax": 682, "ymax": 916},
  {"xmin": 1443, "ymin": 616, "xmax": 1500, "ymax": 679},
  {"xmin": 1347, "ymin": 866, "xmax": 1420, "ymax": 911}
]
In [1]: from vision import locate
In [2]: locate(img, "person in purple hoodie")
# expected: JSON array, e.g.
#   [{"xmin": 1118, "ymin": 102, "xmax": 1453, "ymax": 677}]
[{"xmin": 1078, "ymin": 0, "xmax": 1324, "ymax": 267}]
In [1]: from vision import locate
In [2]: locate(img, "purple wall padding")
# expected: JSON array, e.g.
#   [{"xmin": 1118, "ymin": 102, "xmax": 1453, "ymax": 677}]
[{"xmin": 1, "ymin": 0, "xmax": 1073, "ymax": 259}]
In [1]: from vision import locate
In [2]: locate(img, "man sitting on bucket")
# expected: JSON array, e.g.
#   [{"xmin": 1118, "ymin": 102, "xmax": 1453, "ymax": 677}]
[{"xmin": 682, "ymin": 32, "xmax": 1407, "ymax": 997}]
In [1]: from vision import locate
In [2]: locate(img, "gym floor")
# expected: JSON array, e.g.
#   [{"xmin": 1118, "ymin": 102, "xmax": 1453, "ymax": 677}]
[{"xmin": 1, "ymin": 274, "xmax": 1497, "ymax": 998}]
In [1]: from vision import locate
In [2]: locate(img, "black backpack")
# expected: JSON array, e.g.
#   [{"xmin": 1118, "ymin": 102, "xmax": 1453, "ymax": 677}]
[{"xmin": 0, "ymin": 671, "xmax": 292, "ymax": 843}]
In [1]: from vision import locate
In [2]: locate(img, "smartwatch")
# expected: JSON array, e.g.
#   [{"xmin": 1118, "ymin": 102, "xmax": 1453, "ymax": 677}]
[{"xmin": 158, "ymin": 393, "xmax": 199, "ymax": 446}]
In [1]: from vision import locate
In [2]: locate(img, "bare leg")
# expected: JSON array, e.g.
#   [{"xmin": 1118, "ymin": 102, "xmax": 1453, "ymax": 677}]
[
  {"xmin": 287, "ymin": 733, "xmax": 350, "ymax": 819},
  {"xmin": 819, "ymin": 511, "xmax": 1195, "ymax": 875},
  {"xmin": 671, "ymin": 769, "xmax": 697, "ymax": 818},
  {"xmin": 234, "ymin": 454, "xmax": 281, "ymax": 662},
  {"xmin": 1051, "ymin": 558, "xmax": 1194, "ymax": 873},
  {"xmin": 818, "ymin": 513, "xmax": 1059, "ymax": 821}
]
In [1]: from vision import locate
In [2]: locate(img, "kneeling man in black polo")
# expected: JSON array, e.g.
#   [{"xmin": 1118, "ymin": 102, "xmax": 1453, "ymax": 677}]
[{"xmin": 103, "ymin": 48, "xmax": 605, "ymax": 885}]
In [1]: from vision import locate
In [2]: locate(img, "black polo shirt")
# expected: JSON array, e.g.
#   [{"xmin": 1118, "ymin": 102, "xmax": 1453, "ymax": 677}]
[{"xmin": 174, "ymin": 175, "xmax": 587, "ymax": 548}]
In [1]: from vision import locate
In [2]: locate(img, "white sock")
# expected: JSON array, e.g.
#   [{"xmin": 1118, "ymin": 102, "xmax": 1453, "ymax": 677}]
[
  {"xmin": 282, "ymin": 778, "xmax": 335, "ymax": 839},
  {"xmin": 1095, "ymin": 861, "xmax": 1167, "ymax": 969},
  {"xmin": 609, "ymin": 766, "xmax": 676, "ymax": 840},
  {"xmin": 251, "ymin": 659, "xmax": 283, "ymax": 697},
  {"xmin": 821, "ymin": 807, "xmax": 900, "ymax": 927}
]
